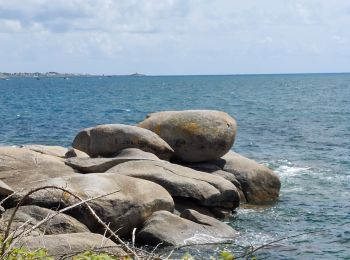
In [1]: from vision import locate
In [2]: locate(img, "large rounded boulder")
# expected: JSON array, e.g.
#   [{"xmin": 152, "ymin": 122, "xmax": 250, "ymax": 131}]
[
  {"xmin": 212, "ymin": 151, "xmax": 281, "ymax": 203},
  {"xmin": 137, "ymin": 210, "xmax": 238, "ymax": 246},
  {"xmin": 138, "ymin": 110, "xmax": 237, "ymax": 162},
  {"xmin": 9, "ymin": 172, "xmax": 174, "ymax": 237},
  {"xmin": 0, "ymin": 205, "xmax": 90, "ymax": 236},
  {"xmin": 72, "ymin": 124, "xmax": 174, "ymax": 160}
]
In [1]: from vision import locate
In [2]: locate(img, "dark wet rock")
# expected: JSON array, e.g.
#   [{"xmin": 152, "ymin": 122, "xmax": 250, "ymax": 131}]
[
  {"xmin": 0, "ymin": 205, "xmax": 89, "ymax": 236},
  {"xmin": 72, "ymin": 124, "xmax": 174, "ymax": 160},
  {"xmin": 65, "ymin": 148, "xmax": 160, "ymax": 173},
  {"xmin": 173, "ymin": 198, "xmax": 216, "ymax": 218},
  {"xmin": 107, "ymin": 160, "xmax": 240, "ymax": 209},
  {"xmin": 0, "ymin": 180, "xmax": 14, "ymax": 196},
  {"xmin": 173, "ymin": 198, "xmax": 232, "ymax": 219},
  {"xmin": 138, "ymin": 110, "xmax": 237, "ymax": 162},
  {"xmin": 137, "ymin": 210, "xmax": 238, "ymax": 246}
]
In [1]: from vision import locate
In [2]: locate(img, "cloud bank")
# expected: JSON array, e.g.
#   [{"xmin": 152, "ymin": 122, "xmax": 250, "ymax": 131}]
[{"xmin": 0, "ymin": 0, "xmax": 349, "ymax": 74}]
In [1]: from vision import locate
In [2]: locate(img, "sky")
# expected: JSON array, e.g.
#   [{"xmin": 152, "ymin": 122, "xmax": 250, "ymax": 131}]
[{"xmin": 0, "ymin": 0, "xmax": 349, "ymax": 75}]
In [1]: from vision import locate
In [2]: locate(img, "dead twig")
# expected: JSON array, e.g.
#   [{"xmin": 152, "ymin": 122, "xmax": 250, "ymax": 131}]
[{"xmin": 0, "ymin": 185, "xmax": 140, "ymax": 260}]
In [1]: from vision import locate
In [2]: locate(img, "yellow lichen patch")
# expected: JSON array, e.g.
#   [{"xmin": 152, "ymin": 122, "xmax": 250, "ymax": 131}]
[
  {"xmin": 183, "ymin": 122, "xmax": 200, "ymax": 134},
  {"xmin": 154, "ymin": 124, "xmax": 161, "ymax": 135},
  {"xmin": 62, "ymin": 191, "xmax": 71, "ymax": 202}
]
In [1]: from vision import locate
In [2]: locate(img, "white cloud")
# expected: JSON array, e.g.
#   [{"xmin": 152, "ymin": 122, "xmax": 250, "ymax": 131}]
[
  {"xmin": 0, "ymin": 0, "xmax": 349, "ymax": 74},
  {"xmin": 0, "ymin": 19, "xmax": 22, "ymax": 32}
]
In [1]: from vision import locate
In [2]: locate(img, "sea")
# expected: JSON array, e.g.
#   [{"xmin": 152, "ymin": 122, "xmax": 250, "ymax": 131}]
[{"xmin": 0, "ymin": 74, "xmax": 349, "ymax": 259}]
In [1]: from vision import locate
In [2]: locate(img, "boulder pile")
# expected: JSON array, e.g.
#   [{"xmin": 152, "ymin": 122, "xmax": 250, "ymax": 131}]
[{"xmin": 0, "ymin": 110, "xmax": 280, "ymax": 257}]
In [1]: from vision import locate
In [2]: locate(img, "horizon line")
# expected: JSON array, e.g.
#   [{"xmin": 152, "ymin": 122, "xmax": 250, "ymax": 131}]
[{"xmin": 1, "ymin": 71, "xmax": 350, "ymax": 77}]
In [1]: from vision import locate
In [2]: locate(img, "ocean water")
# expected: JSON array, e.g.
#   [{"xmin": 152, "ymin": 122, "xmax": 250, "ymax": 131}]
[{"xmin": 0, "ymin": 74, "xmax": 349, "ymax": 259}]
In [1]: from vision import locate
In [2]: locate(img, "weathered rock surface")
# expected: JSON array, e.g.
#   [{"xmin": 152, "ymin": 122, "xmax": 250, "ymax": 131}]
[
  {"xmin": 0, "ymin": 205, "xmax": 89, "ymax": 236},
  {"xmin": 66, "ymin": 148, "xmax": 160, "ymax": 173},
  {"xmin": 72, "ymin": 124, "xmax": 174, "ymax": 160},
  {"xmin": 138, "ymin": 110, "xmax": 237, "ymax": 162},
  {"xmin": 21, "ymin": 144, "xmax": 68, "ymax": 158},
  {"xmin": 107, "ymin": 160, "xmax": 240, "ymax": 209},
  {"xmin": 18, "ymin": 233, "xmax": 126, "ymax": 258},
  {"xmin": 0, "ymin": 147, "xmax": 77, "ymax": 189},
  {"xmin": 183, "ymin": 162, "xmax": 247, "ymax": 203},
  {"xmin": 65, "ymin": 148, "xmax": 90, "ymax": 158},
  {"xmin": 10, "ymin": 172, "xmax": 174, "ymax": 237},
  {"xmin": 212, "ymin": 151, "xmax": 281, "ymax": 203},
  {"xmin": 137, "ymin": 210, "xmax": 238, "ymax": 246}
]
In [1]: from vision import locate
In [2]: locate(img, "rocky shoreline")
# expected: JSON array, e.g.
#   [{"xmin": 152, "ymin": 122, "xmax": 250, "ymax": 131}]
[{"xmin": 0, "ymin": 110, "xmax": 281, "ymax": 258}]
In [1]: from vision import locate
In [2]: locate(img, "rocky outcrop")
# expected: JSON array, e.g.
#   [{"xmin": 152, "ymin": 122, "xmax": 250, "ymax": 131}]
[
  {"xmin": 17, "ymin": 233, "xmax": 126, "ymax": 258},
  {"xmin": 65, "ymin": 148, "xmax": 160, "ymax": 173},
  {"xmin": 0, "ymin": 147, "xmax": 77, "ymax": 189},
  {"xmin": 137, "ymin": 210, "xmax": 238, "ymax": 246},
  {"xmin": 0, "ymin": 108, "xmax": 282, "ymax": 252},
  {"xmin": 72, "ymin": 124, "xmax": 174, "ymax": 160},
  {"xmin": 107, "ymin": 160, "xmax": 240, "ymax": 209},
  {"xmin": 138, "ymin": 110, "xmax": 237, "ymax": 162},
  {"xmin": 212, "ymin": 151, "xmax": 281, "ymax": 203},
  {"xmin": 0, "ymin": 205, "xmax": 89, "ymax": 236},
  {"xmin": 10, "ymin": 172, "xmax": 174, "ymax": 237}
]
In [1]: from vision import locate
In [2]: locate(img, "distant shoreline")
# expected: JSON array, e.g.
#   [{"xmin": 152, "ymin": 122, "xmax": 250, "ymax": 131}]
[
  {"xmin": 1, "ymin": 72, "xmax": 349, "ymax": 79},
  {"xmin": 0, "ymin": 72, "xmax": 146, "ymax": 78}
]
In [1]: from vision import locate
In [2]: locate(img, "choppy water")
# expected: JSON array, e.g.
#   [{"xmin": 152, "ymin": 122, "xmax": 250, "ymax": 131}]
[{"xmin": 0, "ymin": 74, "xmax": 349, "ymax": 259}]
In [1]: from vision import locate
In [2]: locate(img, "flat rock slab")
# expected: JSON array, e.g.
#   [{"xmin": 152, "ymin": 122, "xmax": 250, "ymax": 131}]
[
  {"xmin": 17, "ymin": 233, "xmax": 126, "ymax": 258},
  {"xmin": 10, "ymin": 172, "xmax": 174, "ymax": 237},
  {"xmin": 138, "ymin": 110, "xmax": 237, "ymax": 162},
  {"xmin": 21, "ymin": 144, "xmax": 69, "ymax": 158},
  {"xmin": 212, "ymin": 151, "xmax": 281, "ymax": 203},
  {"xmin": 66, "ymin": 148, "xmax": 160, "ymax": 173},
  {"xmin": 0, "ymin": 147, "xmax": 77, "ymax": 189},
  {"xmin": 137, "ymin": 210, "xmax": 238, "ymax": 246},
  {"xmin": 107, "ymin": 160, "xmax": 240, "ymax": 209},
  {"xmin": 72, "ymin": 124, "xmax": 174, "ymax": 160},
  {"xmin": 0, "ymin": 205, "xmax": 89, "ymax": 236}
]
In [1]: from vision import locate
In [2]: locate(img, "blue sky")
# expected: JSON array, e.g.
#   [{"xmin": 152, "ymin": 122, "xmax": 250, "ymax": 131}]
[{"xmin": 0, "ymin": 0, "xmax": 349, "ymax": 75}]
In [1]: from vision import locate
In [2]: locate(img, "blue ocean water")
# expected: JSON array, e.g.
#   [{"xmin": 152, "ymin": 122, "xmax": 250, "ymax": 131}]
[{"xmin": 0, "ymin": 74, "xmax": 349, "ymax": 259}]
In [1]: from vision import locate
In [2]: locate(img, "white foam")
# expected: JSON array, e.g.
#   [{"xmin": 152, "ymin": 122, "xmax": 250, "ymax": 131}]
[
  {"xmin": 275, "ymin": 165, "xmax": 311, "ymax": 178},
  {"xmin": 183, "ymin": 233, "xmax": 235, "ymax": 245},
  {"xmin": 234, "ymin": 232, "xmax": 276, "ymax": 248}
]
